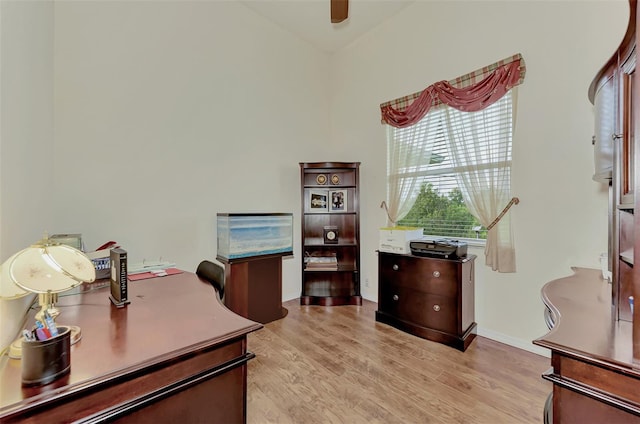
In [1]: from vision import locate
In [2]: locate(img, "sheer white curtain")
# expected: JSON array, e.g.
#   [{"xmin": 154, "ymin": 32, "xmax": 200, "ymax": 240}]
[
  {"xmin": 385, "ymin": 111, "xmax": 441, "ymax": 225},
  {"xmin": 444, "ymin": 89, "xmax": 517, "ymax": 272}
]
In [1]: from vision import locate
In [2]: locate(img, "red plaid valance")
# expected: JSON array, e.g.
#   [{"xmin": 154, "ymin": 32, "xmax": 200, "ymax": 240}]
[{"xmin": 380, "ymin": 54, "xmax": 526, "ymax": 128}]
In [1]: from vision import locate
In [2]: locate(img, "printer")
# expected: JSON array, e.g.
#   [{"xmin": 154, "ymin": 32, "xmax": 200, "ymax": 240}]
[{"xmin": 409, "ymin": 238, "xmax": 468, "ymax": 259}]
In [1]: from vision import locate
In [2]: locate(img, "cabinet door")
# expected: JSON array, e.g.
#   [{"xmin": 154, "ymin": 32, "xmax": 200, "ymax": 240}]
[
  {"xmin": 593, "ymin": 73, "xmax": 615, "ymax": 182},
  {"xmin": 620, "ymin": 66, "xmax": 635, "ymax": 205}
]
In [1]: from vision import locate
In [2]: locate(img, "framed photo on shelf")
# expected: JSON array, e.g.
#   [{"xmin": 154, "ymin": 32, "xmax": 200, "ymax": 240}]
[
  {"xmin": 329, "ymin": 190, "xmax": 347, "ymax": 212},
  {"xmin": 308, "ymin": 189, "xmax": 329, "ymax": 213}
]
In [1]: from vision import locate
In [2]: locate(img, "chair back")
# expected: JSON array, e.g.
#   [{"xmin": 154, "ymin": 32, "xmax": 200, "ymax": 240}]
[{"xmin": 196, "ymin": 260, "xmax": 225, "ymax": 299}]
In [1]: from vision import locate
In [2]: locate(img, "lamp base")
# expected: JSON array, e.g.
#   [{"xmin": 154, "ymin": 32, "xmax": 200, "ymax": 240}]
[
  {"xmin": 7, "ymin": 325, "xmax": 82, "ymax": 359},
  {"xmin": 66, "ymin": 324, "xmax": 82, "ymax": 344},
  {"xmin": 8, "ymin": 338, "xmax": 23, "ymax": 359}
]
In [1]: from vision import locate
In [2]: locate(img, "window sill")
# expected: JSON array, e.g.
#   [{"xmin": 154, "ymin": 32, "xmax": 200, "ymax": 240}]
[{"xmin": 463, "ymin": 238, "xmax": 486, "ymax": 248}]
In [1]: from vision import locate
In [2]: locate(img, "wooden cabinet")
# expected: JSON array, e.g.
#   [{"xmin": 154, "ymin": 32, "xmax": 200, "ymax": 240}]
[
  {"xmin": 534, "ymin": 1, "xmax": 640, "ymax": 422},
  {"xmin": 299, "ymin": 162, "xmax": 362, "ymax": 306},
  {"xmin": 375, "ymin": 252, "xmax": 477, "ymax": 351},
  {"xmin": 590, "ymin": 0, "xmax": 637, "ymax": 324}
]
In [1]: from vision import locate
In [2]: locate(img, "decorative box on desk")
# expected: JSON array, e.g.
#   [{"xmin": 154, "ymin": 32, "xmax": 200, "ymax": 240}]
[{"xmin": 376, "ymin": 251, "xmax": 477, "ymax": 351}]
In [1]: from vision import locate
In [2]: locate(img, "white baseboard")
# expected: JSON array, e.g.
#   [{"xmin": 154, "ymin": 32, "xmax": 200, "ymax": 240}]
[{"xmin": 477, "ymin": 326, "xmax": 550, "ymax": 358}]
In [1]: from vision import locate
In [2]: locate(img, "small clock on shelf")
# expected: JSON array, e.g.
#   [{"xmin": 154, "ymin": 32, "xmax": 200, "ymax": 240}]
[{"xmin": 323, "ymin": 226, "xmax": 339, "ymax": 244}]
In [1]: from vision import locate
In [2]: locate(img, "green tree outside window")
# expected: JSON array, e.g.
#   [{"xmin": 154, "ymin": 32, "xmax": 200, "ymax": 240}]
[{"xmin": 398, "ymin": 183, "xmax": 486, "ymax": 239}]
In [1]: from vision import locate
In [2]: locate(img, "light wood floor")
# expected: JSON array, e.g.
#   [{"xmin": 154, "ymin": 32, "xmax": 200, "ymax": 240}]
[{"xmin": 247, "ymin": 299, "xmax": 550, "ymax": 424}]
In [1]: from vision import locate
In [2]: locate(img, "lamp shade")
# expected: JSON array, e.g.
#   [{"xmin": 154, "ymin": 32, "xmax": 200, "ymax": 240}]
[
  {"xmin": 0, "ymin": 253, "xmax": 29, "ymax": 299},
  {"xmin": 8, "ymin": 243, "xmax": 95, "ymax": 294}
]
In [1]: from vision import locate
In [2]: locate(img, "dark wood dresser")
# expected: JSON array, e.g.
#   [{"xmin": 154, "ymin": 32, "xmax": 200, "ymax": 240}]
[
  {"xmin": 534, "ymin": 268, "xmax": 640, "ymax": 423},
  {"xmin": 375, "ymin": 252, "xmax": 476, "ymax": 351},
  {"xmin": 0, "ymin": 272, "xmax": 262, "ymax": 423}
]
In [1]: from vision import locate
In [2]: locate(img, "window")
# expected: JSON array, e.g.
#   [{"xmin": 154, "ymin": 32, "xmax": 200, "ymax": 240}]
[
  {"xmin": 388, "ymin": 91, "xmax": 514, "ymax": 241},
  {"xmin": 380, "ymin": 54, "xmax": 523, "ymax": 272}
]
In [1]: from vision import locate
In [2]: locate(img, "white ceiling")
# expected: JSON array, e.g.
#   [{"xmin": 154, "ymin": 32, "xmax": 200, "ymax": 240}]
[{"xmin": 239, "ymin": 0, "xmax": 415, "ymax": 53}]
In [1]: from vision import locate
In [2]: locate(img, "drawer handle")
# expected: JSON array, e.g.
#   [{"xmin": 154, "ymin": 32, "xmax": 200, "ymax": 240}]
[
  {"xmin": 432, "ymin": 271, "xmax": 440, "ymax": 278},
  {"xmin": 433, "ymin": 304, "xmax": 441, "ymax": 312},
  {"xmin": 392, "ymin": 294, "xmax": 399, "ymax": 301},
  {"xmin": 392, "ymin": 264, "xmax": 399, "ymax": 271}
]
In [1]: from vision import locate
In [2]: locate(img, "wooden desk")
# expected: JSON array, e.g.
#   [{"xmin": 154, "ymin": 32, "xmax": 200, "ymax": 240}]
[
  {"xmin": 533, "ymin": 268, "xmax": 640, "ymax": 423},
  {"xmin": 0, "ymin": 272, "xmax": 262, "ymax": 423}
]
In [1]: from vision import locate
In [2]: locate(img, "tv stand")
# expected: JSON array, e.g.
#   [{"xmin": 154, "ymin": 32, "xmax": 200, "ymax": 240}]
[{"xmin": 218, "ymin": 253, "xmax": 289, "ymax": 324}]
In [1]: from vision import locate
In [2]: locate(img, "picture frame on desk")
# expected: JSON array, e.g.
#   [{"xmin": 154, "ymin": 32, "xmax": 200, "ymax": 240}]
[
  {"xmin": 329, "ymin": 190, "xmax": 347, "ymax": 212},
  {"xmin": 307, "ymin": 189, "xmax": 329, "ymax": 213}
]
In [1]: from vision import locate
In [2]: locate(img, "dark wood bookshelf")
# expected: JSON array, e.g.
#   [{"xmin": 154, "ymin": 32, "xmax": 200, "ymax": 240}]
[{"xmin": 300, "ymin": 162, "xmax": 361, "ymax": 306}]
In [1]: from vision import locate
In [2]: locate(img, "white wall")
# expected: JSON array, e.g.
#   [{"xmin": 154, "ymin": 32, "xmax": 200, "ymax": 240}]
[
  {"xmin": 52, "ymin": 1, "xmax": 332, "ymax": 301},
  {"xmin": 330, "ymin": 0, "xmax": 628, "ymax": 354},
  {"xmin": 0, "ymin": 0, "xmax": 54, "ymax": 352}
]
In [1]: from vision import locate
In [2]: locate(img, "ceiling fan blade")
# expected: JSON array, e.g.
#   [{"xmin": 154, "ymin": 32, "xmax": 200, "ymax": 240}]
[{"xmin": 331, "ymin": 0, "xmax": 348, "ymax": 23}]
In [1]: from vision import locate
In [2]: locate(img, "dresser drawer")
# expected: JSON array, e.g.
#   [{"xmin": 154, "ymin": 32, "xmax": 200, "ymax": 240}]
[
  {"xmin": 379, "ymin": 283, "xmax": 458, "ymax": 335},
  {"xmin": 379, "ymin": 254, "xmax": 459, "ymax": 297}
]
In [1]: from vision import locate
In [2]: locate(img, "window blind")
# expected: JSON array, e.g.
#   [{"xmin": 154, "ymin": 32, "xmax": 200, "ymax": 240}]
[{"xmin": 392, "ymin": 92, "xmax": 513, "ymax": 240}]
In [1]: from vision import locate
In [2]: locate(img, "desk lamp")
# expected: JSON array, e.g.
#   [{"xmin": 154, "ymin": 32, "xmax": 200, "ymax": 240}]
[{"xmin": 0, "ymin": 236, "xmax": 96, "ymax": 357}]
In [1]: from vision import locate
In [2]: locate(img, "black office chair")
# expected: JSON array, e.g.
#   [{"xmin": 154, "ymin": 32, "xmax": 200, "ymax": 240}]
[{"xmin": 196, "ymin": 260, "xmax": 225, "ymax": 300}]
